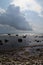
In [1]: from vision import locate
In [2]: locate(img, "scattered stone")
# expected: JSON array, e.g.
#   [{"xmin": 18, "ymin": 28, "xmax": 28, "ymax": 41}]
[{"xmin": 18, "ymin": 39, "xmax": 22, "ymax": 43}]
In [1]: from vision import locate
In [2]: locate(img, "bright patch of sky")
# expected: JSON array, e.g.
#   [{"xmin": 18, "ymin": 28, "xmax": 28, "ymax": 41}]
[{"xmin": 11, "ymin": 0, "xmax": 42, "ymax": 14}]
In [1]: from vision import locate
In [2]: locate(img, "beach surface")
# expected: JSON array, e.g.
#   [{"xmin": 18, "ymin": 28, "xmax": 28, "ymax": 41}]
[{"xmin": 0, "ymin": 34, "xmax": 43, "ymax": 65}]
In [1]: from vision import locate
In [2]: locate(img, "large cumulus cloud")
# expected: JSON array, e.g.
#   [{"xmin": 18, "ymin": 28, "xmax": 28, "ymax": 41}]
[{"xmin": 0, "ymin": 5, "xmax": 32, "ymax": 31}]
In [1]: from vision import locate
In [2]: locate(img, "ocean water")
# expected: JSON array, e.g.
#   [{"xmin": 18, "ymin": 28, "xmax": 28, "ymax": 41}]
[{"xmin": 0, "ymin": 30, "xmax": 43, "ymax": 36}]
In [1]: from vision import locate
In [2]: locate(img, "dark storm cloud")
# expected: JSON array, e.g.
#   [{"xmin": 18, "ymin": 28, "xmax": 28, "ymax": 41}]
[{"xmin": 0, "ymin": 5, "xmax": 32, "ymax": 31}]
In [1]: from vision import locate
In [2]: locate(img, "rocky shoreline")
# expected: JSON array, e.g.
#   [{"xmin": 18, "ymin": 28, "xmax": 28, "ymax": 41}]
[
  {"xmin": 0, "ymin": 34, "xmax": 43, "ymax": 65},
  {"xmin": 0, "ymin": 46, "xmax": 43, "ymax": 65}
]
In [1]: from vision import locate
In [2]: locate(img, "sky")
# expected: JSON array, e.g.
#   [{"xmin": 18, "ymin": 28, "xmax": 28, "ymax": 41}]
[{"xmin": 0, "ymin": 0, "xmax": 43, "ymax": 33}]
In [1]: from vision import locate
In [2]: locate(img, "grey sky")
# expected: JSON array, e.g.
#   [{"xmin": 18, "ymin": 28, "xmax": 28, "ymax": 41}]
[{"xmin": 0, "ymin": 0, "xmax": 12, "ymax": 9}]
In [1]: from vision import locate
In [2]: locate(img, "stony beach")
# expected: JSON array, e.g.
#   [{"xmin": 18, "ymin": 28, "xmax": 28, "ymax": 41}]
[{"xmin": 0, "ymin": 34, "xmax": 43, "ymax": 65}]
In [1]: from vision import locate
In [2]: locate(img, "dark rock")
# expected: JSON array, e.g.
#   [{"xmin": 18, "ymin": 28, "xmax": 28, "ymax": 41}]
[
  {"xmin": 18, "ymin": 39, "xmax": 22, "ymax": 43},
  {"xmin": 4, "ymin": 39, "xmax": 9, "ymax": 43}
]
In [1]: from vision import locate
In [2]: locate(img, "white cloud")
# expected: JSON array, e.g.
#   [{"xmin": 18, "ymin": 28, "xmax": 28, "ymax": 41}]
[
  {"xmin": 0, "ymin": 8, "xmax": 5, "ymax": 14},
  {"xmin": 11, "ymin": 0, "xmax": 42, "ymax": 13}
]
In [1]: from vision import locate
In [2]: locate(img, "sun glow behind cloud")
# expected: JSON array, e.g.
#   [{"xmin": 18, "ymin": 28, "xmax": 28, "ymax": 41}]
[{"xmin": 11, "ymin": 0, "xmax": 42, "ymax": 13}]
